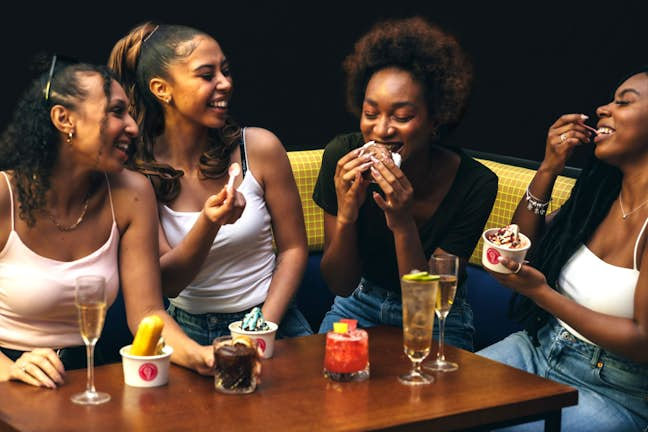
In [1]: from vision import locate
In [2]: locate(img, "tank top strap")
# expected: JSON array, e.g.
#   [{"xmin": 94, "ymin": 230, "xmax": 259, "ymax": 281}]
[
  {"xmin": 634, "ymin": 216, "xmax": 648, "ymax": 270},
  {"xmin": 1, "ymin": 171, "xmax": 14, "ymax": 231},
  {"xmin": 103, "ymin": 173, "xmax": 116, "ymax": 224},
  {"xmin": 238, "ymin": 127, "xmax": 249, "ymax": 178}
]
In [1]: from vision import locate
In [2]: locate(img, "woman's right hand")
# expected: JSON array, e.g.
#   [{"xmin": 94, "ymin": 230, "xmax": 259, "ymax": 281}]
[
  {"xmin": 334, "ymin": 148, "xmax": 373, "ymax": 224},
  {"xmin": 541, "ymin": 113, "xmax": 593, "ymax": 175},
  {"xmin": 10, "ymin": 349, "xmax": 65, "ymax": 388},
  {"xmin": 203, "ymin": 186, "xmax": 246, "ymax": 226}
]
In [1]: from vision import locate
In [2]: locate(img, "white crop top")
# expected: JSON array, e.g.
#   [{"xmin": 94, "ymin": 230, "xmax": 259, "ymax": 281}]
[
  {"xmin": 161, "ymin": 133, "xmax": 275, "ymax": 314},
  {"xmin": 557, "ymin": 217, "xmax": 647, "ymax": 343},
  {"xmin": 0, "ymin": 172, "xmax": 119, "ymax": 351}
]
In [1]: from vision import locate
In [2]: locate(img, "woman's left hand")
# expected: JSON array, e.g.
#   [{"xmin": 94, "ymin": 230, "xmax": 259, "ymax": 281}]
[
  {"xmin": 369, "ymin": 156, "xmax": 413, "ymax": 230},
  {"xmin": 488, "ymin": 256, "xmax": 549, "ymax": 298}
]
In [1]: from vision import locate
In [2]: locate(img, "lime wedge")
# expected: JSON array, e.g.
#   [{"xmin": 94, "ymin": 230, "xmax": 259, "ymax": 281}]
[{"xmin": 402, "ymin": 271, "xmax": 440, "ymax": 282}]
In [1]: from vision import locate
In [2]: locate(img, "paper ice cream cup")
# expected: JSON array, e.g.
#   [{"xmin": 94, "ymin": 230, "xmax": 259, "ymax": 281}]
[
  {"xmin": 229, "ymin": 320, "xmax": 278, "ymax": 359},
  {"xmin": 120, "ymin": 344, "xmax": 173, "ymax": 387},
  {"xmin": 481, "ymin": 228, "xmax": 531, "ymax": 274}
]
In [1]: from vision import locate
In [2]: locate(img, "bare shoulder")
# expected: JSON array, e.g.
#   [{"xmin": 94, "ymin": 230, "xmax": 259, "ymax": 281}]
[
  {"xmin": 244, "ymin": 127, "xmax": 286, "ymax": 157},
  {"xmin": 106, "ymin": 169, "xmax": 157, "ymax": 223}
]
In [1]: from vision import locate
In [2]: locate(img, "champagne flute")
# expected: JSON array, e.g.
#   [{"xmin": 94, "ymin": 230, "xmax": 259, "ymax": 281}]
[
  {"xmin": 70, "ymin": 275, "xmax": 110, "ymax": 405},
  {"xmin": 424, "ymin": 254, "xmax": 459, "ymax": 372},
  {"xmin": 398, "ymin": 272, "xmax": 439, "ymax": 385}
]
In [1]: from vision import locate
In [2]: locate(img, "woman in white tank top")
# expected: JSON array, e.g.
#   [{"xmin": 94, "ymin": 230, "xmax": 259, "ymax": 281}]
[
  {"xmin": 108, "ymin": 23, "xmax": 312, "ymax": 344},
  {"xmin": 0, "ymin": 58, "xmax": 215, "ymax": 388},
  {"xmin": 478, "ymin": 69, "xmax": 648, "ymax": 431}
]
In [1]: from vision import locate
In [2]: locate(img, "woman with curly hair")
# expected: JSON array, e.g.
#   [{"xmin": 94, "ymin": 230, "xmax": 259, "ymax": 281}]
[
  {"xmin": 108, "ymin": 22, "xmax": 312, "ymax": 344},
  {"xmin": 0, "ymin": 56, "xmax": 215, "ymax": 388},
  {"xmin": 313, "ymin": 17, "xmax": 498, "ymax": 351}
]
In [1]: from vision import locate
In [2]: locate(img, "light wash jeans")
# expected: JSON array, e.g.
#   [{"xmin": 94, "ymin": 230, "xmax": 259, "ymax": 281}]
[
  {"xmin": 477, "ymin": 319, "xmax": 648, "ymax": 431},
  {"xmin": 168, "ymin": 301, "xmax": 313, "ymax": 346},
  {"xmin": 318, "ymin": 278, "xmax": 475, "ymax": 352}
]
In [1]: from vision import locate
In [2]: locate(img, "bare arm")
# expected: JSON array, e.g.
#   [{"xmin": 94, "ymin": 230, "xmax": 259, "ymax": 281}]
[
  {"xmin": 245, "ymin": 128, "xmax": 307, "ymax": 324},
  {"xmin": 495, "ymin": 246, "xmax": 648, "ymax": 363},
  {"xmin": 115, "ymin": 171, "xmax": 214, "ymax": 375},
  {"xmin": 159, "ymin": 186, "xmax": 245, "ymax": 298},
  {"xmin": 320, "ymin": 149, "xmax": 373, "ymax": 296},
  {"xmin": 512, "ymin": 114, "xmax": 592, "ymax": 242}
]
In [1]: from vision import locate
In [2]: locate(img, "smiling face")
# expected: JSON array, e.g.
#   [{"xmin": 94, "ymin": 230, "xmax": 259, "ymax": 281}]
[
  {"xmin": 359, "ymin": 67, "xmax": 435, "ymax": 162},
  {"xmin": 594, "ymin": 72, "xmax": 648, "ymax": 165},
  {"xmin": 161, "ymin": 35, "xmax": 233, "ymax": 129},
  {"xmin": 68, "ymin": 74, "xmax": 138, "ymax": 172}
]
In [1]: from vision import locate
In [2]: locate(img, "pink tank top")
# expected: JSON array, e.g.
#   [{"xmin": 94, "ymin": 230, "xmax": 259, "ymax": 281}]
[{"xmin": 0, "ymin": 172, "xmax": 119, "ymax": 350}]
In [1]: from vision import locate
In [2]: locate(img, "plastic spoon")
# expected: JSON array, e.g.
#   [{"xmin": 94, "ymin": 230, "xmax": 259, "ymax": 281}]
[{"xmin": 227, "ymin": 162, "xmax": 241, "ymax": 190}]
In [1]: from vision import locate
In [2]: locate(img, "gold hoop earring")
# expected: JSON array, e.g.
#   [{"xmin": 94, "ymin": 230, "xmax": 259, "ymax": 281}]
[{"xmin": 66, "ymin": 130, "xmax": 74, "ymax": 144}]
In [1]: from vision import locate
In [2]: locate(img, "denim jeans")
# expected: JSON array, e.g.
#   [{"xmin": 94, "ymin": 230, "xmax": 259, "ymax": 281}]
[
  {"xmin": 318, "ymin": 278, "xmax": 475, "ymax": 352},
  {"xmin": 168, "ymin": 302, "xmax": 313, "ymax": 346},
  {"xmin": 477, "ymin": 319, "xmax": 648, "ymax": 431}
]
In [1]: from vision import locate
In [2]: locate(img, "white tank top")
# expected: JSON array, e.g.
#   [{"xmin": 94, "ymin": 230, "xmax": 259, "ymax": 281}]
[
  {"xmin": 557, "ymin": 217, "xmax": 648, "ymax": 343},
  {"xmin": 160, "ymin": 145, "xmax": 275, "ymax": 314},
  {"xmin": 0, "ymin": 172, "xmax": 119, "ymax": 350}
]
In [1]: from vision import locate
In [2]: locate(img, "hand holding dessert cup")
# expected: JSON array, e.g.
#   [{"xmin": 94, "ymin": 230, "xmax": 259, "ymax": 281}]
[{"xmin": 482, "ymin": 224, "xmax": 531, "ymax": 274}]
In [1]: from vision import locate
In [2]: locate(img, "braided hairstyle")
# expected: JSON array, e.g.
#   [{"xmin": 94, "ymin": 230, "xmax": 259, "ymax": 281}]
[
  {"xmin": 0, "ymin": 56, "xmax": 115, "ymax": 226},
  {"xmin": 108, "ymin": 22, "xmax": 241, "ymax": 204},
  {"xmin": 510, "ymin": 66, "xmax": 648, "ymax": 344}
]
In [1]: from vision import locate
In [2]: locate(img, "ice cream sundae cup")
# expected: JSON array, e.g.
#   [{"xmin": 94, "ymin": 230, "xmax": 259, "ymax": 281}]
[
  {"xmin": 120, "ymin": 344, "xmax": 173, "ymax": 388},
  {"xmin": 482, "ymin": 225, "xmax": 531, "ymax": 273},
  {"xmin": 229, "ymin": 307, "xmax": 278, "ymax": 359}
]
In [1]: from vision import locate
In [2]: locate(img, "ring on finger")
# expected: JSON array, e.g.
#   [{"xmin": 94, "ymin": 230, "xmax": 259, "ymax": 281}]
[
  {"xmin": 513, "ymin": 261, "xmax": 523, "ymax": 274},
  {"xmin": 560, "ymin": 132, "xmax": 568, "ymax": 143}
]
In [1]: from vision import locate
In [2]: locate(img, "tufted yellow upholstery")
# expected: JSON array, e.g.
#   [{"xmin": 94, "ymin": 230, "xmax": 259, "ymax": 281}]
[
  {"xmin": 286, "ymin": 150, "xmax": 577, "ymax": 262},
  {"xmin": 287, "ymin": 150, "xmax": 326, "ymax": 252}
]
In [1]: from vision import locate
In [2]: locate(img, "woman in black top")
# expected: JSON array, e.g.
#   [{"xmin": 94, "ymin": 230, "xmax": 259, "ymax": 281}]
[{"xmin": 312, "ymin": 17, "xmax": 497, "ymax": 351}]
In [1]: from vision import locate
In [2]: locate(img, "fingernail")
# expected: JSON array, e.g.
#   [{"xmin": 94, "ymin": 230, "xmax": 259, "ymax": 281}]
[
  {"xmin": 370, "ymin": 155, "xmax": 380, "ymax": 164},
  {"xmin": 497, "ymin": 256, "xmax": 504, "ymax": 262},
  {"xmin": 580, "ymin": 114, "xmax": 589, "ymax": 120}
]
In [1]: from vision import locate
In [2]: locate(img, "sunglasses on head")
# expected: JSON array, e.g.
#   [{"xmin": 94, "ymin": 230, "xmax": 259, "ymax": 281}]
[{"xmin": 43, "ymin": 54, "xmax": 79, "ymax": 102}]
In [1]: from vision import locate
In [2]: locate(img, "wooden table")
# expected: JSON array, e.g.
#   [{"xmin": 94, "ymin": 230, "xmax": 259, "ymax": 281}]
[{"xmin": 0, "ymin": 326, "xmax": 577, "ymax": 432}]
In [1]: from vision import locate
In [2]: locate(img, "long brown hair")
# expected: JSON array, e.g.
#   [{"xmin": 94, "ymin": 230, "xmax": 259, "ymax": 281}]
[{"xmin": 108, "ymin": 22, "xmax": 241, "ymax": 203}]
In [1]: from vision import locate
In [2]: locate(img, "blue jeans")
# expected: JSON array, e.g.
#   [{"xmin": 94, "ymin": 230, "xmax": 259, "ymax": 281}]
[
  {"xmin": 478, "ymin": 319, "xmax": 648, "ymax": 431},
  {"xmin": 168, "ymin": 302, "xmax": 313, "ymax": 346},
  {"xmin": 318, "ymin": 278, "xmax": 475, "ymax": 352}
]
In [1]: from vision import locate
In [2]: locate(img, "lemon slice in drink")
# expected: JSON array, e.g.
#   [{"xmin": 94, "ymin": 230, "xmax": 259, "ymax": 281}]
[
  {"xmin": 402, "ymin": 271, "xmax": 440, "ymax": 282},
  {"xmin": 232, "ymin": 335, "xmax": 255, "ymax": 348}
]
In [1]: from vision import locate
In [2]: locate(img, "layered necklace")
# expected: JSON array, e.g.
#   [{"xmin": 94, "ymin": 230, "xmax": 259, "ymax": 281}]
[
  {"xmin": 45, "ymin": 182, "xmax": 95, "ymax": 232},
  {"xmin": 619, "ymin": 190, "xmax": 648, "ymax": 220}
]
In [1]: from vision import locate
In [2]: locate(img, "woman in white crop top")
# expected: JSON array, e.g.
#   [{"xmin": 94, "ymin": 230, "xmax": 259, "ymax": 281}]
[
  {"xmin": 108, "ymin": 22, "xmax": 312, "ymax": 344},
  {"xmin": 477, "ymin": 69, "xmax": 648, "ymax": 431},
  {"xmin": 0, "ymin": 59, "xmax": 215, "ymax": 388}
]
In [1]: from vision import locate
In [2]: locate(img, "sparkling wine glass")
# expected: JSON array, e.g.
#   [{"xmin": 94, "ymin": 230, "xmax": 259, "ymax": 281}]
[
  {"xmin": 70, "ymin": 275, "xmax": 110, "ymax": 405},
  {"xmin": 424, "ymin": 254, "xmax": 459, "ymax": 372},
  {"xmin": 398, "ymin": 273, "xmax": 439, "ymax": 385}
]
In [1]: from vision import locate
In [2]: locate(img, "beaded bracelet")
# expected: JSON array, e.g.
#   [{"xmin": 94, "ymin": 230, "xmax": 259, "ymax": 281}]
[{"xmin": 525, "ymin": 186, "xmax": 551, "ymax": 215}]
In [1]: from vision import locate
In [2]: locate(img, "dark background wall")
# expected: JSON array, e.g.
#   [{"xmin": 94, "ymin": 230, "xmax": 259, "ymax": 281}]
[{"xmin": 1, "ymin": 1, "xmax": 645, "ymax": 168}]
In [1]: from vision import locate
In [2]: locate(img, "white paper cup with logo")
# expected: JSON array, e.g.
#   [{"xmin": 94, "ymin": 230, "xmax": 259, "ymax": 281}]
[
  {"xmin": 482, "ymin": 228, "xmax": 531, "ymax": 274},
  {"xmin": 120, "ymin": 344, "xmax": 173, "ymax": 387},
  {"xmin": 229, "ymin": 320, "xmax": 278, "ymax": 359}
]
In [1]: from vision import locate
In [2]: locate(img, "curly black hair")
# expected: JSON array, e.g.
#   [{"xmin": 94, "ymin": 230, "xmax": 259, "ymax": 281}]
[
  {"xmin": 108, "ymin": 22, "xmax": 241, "ymax": 204},
  {"xmin": 0, "ymin": 57, "xmax": 115, "ymax": 226},
  {"xmin": 343, "ymin": 16, "xmax": 473, "ymax": 140}
]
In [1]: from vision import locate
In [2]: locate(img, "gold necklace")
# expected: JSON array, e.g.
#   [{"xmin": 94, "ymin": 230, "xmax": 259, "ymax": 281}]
[
  {"xmin": 45, "ymin": 190, "xmax": 92, "ymax": 232},
  {"xmin": 619, "ymin": 191, "xmax": 648, "ymax": 220}
]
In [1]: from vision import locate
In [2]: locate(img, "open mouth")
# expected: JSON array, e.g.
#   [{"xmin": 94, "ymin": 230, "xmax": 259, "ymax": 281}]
[
  {"xmin": 208, "ymin": 100, "xmax": 228, "ymax": 109},
  {"xmin": 596, "ymin": 127, "xmax": 614, "ymax": 135}
]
